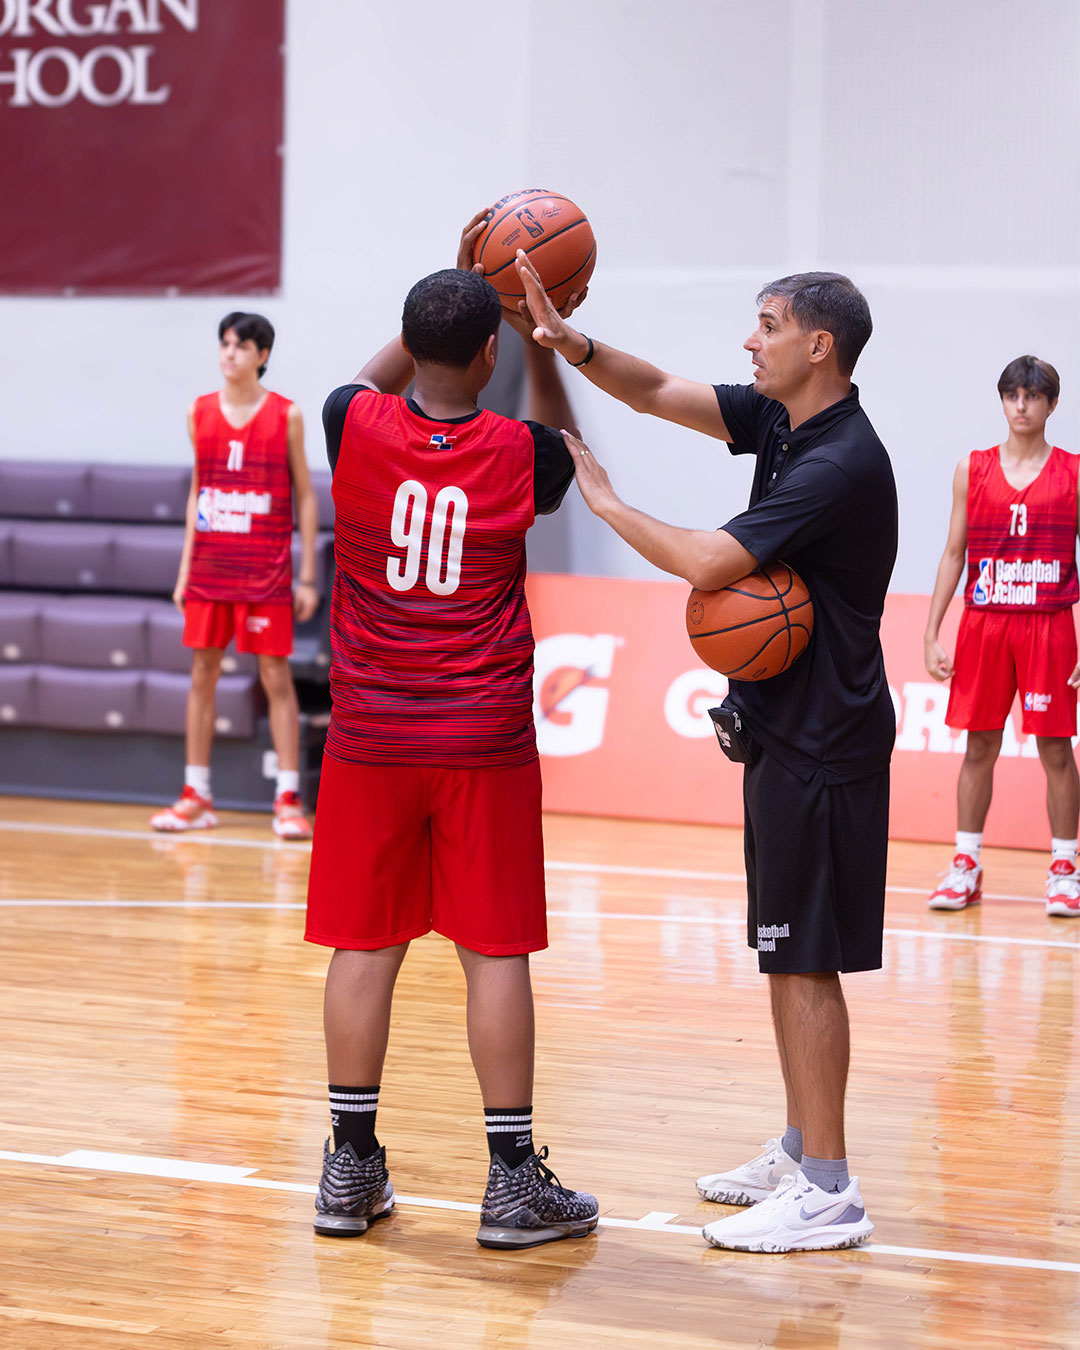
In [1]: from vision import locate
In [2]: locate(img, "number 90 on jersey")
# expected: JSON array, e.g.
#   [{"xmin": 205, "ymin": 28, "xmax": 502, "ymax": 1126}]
[{"xmin": 387, "ymin": 479, "xmax": 469, "ymax": 597}]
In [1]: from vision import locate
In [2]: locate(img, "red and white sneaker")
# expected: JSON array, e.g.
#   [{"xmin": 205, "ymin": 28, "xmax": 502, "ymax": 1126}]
[
  {"xmin": 1045, "ymin": 859, "xmax": 1080, "ymax": 917},
  {"xmin": 150, "ymin": 786, "xmax": 218, "ymax": 833},
  {"xmin": 273, "ymin": 790, "xmax": 313, "ymax": 840},
  {"xmin": 928, "ymin": 853, "xmax": 982, "ymax": 910}
]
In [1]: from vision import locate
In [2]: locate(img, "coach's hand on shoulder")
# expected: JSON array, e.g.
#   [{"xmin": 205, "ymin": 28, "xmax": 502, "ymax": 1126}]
[
  {"xmin": 564, "ymin": 431, "xmax": 618, "ymax": 519},
  {"xmin": 924, "ymin": 637, "xmax": 953, "ymax": 682},
  {"xmin": 457, "ymin": 208, "xmax": 489, "ymax": 274}
]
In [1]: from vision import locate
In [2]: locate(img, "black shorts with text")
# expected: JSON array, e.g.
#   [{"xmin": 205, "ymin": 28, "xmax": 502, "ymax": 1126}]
[{"xmin": 742, "ymin": 753, "xmax": 889, "ymax": 974}]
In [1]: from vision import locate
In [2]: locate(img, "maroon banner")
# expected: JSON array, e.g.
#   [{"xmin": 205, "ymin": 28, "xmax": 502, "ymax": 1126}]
[{"xmin": 1, "ymin": 0, "xmax": 284, "ymax": 294}]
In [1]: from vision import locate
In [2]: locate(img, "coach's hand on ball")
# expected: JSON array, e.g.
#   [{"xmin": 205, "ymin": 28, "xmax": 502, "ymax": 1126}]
[
  {"xmin": 515, "ymin": 251, "xmax": 590, "ymax": 355},
  {"xmin": 563, "ymin": 431, "xmax": 617, "ymax": 517}
]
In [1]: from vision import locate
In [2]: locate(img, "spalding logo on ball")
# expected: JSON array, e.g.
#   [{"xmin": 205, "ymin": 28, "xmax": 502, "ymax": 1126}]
[
  {"xmin": 473, "ymin": 189, "xmax": 596, "ymax": 312},
  {"xmin": 686, "ymin": 562, "xmax": 814, "ymax": 681}
]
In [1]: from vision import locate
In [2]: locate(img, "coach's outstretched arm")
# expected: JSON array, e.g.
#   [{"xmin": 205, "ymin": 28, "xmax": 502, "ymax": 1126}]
[
  {"xmin": 516, "ymin": 251, "xmax": 731, "ymax": 442},
  {"xmin": 564, "ymin": 431, "xmax": 755, "ymax": 590}
]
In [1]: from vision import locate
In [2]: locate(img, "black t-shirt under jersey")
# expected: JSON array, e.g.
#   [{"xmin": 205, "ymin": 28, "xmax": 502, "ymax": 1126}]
[
  {"xmin": 714, "ymin": 382, "xmax": 898, "ymax": 784},
  {"xmin": 323, "ymin": 384, "xmax": 574, "ymax": 514}
]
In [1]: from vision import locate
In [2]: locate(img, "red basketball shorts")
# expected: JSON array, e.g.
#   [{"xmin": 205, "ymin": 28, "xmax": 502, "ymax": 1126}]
[
  {"xmin": 946, "ymin": 607, "xmax": 1078, "ymax": 737},
  {"xmin": 182, "ymin": 599, "xmax": 293, "ymax": 657},
  {"xmin": 305, "ymin": 754, "xmax": 548, "ymax": 956}
]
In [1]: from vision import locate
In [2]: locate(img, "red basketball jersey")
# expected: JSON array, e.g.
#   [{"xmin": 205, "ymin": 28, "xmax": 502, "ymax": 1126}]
[
  {"xmin": 185, "ymin": 390, "xmax": 294, "ymax": 604},
  {"xmin": 328, "ymin": 389, "xmax": 540, "ymax": 766},
  {"xmin": 964, "ymin": 446, "xmax": 1078, "ymax": 611}
]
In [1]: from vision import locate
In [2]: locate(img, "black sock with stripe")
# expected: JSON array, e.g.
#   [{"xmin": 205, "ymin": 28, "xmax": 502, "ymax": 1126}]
[
  {"xmin": 484, "ymin": 1106, "xmax": 534, "ymax": 1169},
  {"xmin": 329, "ymin": 1085, "xmax": 380, "ymax": 1159}
]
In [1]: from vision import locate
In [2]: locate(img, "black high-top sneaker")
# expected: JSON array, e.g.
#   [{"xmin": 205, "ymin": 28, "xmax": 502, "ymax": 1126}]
[
  {"xmin": 313, "ymin": 1140, "xmax": 395, "ymax": 1237},
  {"xmin": 477, "ymin": 1145, "xmax": 599, "ymax": 1250}
]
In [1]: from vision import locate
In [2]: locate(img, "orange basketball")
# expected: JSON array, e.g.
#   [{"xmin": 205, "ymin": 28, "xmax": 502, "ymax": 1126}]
[
  {"xmin": 473, "ymin": 189, "xmax": 596, "ymax": 312},
  {"xmin": 686, "ymin": 562, "xmax": 813, "ymax": 681}
]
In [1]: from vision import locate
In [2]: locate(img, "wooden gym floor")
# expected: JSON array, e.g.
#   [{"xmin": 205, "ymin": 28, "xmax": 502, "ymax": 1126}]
[{"xmin": 0, "ymin": 796, "xmax": 1077, "ymax": 1349}]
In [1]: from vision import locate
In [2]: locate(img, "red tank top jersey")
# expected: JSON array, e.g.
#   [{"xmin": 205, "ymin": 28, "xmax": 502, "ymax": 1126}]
[
  {"xmin": 185, "ymin": 390, "xmax": 294, "ymax": 604},
  {"xmin": 964, "ymin": 445, "xmax": 1078, "ymax": 611},
  {"xmin": 328, "ymin": 389, "xmax": 539, "ymax": 767}
]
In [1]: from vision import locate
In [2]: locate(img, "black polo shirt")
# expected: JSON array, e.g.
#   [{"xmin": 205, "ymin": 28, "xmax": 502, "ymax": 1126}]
[{"xmin": 713, "ymin": 382, "xmax": 898, "ymax": 784}]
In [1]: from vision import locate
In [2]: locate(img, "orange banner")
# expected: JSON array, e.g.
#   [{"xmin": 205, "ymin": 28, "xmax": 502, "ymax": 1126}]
[{"xmin": 527, "ymin": 574, "xmax": 1073, "ymax": 851}]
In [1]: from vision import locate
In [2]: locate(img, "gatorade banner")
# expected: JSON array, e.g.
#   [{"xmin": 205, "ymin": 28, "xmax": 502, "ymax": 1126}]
[
  {"xmin": 0, "ymin": 0, "xmax": 284, "ymax": 294},
  {"xmin": 527, "ymin": 574, "xmax": 1072, "ymax": 850}
]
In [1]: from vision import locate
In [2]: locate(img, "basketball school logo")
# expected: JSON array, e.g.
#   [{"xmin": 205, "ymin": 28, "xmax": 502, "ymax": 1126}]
[
  {"xmin": 973, "ymin": 556, "xmax": 1061, "ymax": 606},
  {"xmin": 196, "ymin": 486, "xmax": 272, "ymax": 534}
]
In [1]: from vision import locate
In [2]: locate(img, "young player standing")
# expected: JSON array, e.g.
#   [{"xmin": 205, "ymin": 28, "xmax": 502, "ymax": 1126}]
[
  {"xmin": 305, "ymin": 240, "xmax": 598, "ymax": 1247},
  {"xmin": 151, "ymin": 312, "xmax": 320, "ymax": 840},
  {"xmin": 925, "ymin": 356, "xmax": 1080, "ymax": 917}
]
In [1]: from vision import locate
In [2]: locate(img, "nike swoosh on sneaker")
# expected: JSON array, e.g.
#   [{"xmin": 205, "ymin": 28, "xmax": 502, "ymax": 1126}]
[{"xmin": 798, "ymin": 1199, "xmax": 864, "ymax": 1224}]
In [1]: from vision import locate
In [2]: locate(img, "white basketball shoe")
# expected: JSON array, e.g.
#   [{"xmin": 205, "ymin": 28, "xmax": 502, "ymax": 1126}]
[
  {"xmin": 696, "ymin": 1137, "xmax": 801, "ymax": 1206},
  {"xmin": 702, "ymin": 1170, "xmax": 874, "ymax": 1253}
]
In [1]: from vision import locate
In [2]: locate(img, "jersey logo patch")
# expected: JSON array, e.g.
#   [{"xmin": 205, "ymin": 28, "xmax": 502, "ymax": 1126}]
[
  {"xmin": 428, "ymin": 434, "xmax": 456, "ymax": 449},
  {"xmin": 972, "ymin": 557, "xmax": 993, "ymax": 606}
]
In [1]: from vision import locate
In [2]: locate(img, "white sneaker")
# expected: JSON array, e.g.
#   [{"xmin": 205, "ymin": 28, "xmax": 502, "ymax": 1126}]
[
  {"xmin": 928, "ymin": 852, "xmax": 982, "ymax": 910},
  {"xmin": 702, "ymin": 1170, "xmax": 874, "ymax": 1253},
  {"xmin": 695, "ymin": 1137, "xmax": 801, "ymax": 1205},
  {"xmin": 1046, "ymin": 859, "xmax": 1080, "ymax": 917}
]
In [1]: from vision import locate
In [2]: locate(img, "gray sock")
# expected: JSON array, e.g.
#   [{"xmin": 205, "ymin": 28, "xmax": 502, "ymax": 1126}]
[
  {"xmin": 781, "ymin": 1125, "xmax": 803, "ymax": 1163},
  {"xmin": 801, "ymin": 1155, "xmax": 849, "ymax": 1194}
]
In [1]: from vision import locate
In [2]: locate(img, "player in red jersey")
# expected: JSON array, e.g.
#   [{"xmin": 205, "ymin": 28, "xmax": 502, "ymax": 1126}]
[
  {"xmin": 925, "ymin": 355, "xmax": 1080, "ymax": 917},
  {"xmin": 150, "ymin": 312, "xmax": 320, "ymax": 839},
  {"xmin": 305, "ymin": 225, "xmax": 598, "ymax": 1249}
]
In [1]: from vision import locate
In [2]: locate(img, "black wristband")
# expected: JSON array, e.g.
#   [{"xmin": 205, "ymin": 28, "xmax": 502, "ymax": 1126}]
[{"xmin": 568, "ymin": 335, "xmax": 594, "ymax": 368}]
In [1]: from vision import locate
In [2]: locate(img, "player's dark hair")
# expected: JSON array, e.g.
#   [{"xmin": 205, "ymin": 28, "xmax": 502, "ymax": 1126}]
[
  {"xmin": 997, "ymin": 355, "xmax": 1059, "ymax": 404},
  {"xmin": 756, "ymin": 273, "xmax": 872, "ymax": 377},
  {"xmin": 218, "ymin": 311, "xmax": 275, "ymax": 377},
  {"xmin": 402, "ymin": 270, "xmax": 502, "ymax": 367}
]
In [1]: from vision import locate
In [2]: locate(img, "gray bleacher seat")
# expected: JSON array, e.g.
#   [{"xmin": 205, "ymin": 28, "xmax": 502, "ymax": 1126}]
[
  {"xmin": 36, "ymin": 665, "xmax": 143, "ymax": 732},
  {"xmin": 143, "ymin": 670, "xmax": 263, "ymax": 738},
  {"xmin": 0, "ymin": 522, "xmax": 12, "ymax": 585},
  {"xmin": 310, "ymin": 472, "xmax": 334, "ymax": 527},
  {"xmin": 39, "ymin": 595, "xmax": 151, "ymax": 670},
  {"xmin": 0, "ymin": 664, "xmax": 36, "ymax": 725},
  {"xmin": 112, "ymin": 524, "xmax": 184, "ymax": 595},
  {"xmin": 291, "ymin": 532, "xmax": 335, "ymax": 593},
  {"xmin": 146, "ymin": 602, "xmax": 189, "ymax": 674},
  {"xmin": 89, "ymin": 464, "xmax": 191, "ymax": 523},
  {"xmin": 0, "ymin": 592, "xmax": 43, "ymax": 663},
  {"xmin": 11, "ymin": 522, "xmax": 114, "ymax": 590},
  {"xmin": 146, "ymin": 601, "xmax": 258, "ymax": 676},
  {"xmin": 0, "ymin": 461, "xmax": 92, "ymax": 518}
]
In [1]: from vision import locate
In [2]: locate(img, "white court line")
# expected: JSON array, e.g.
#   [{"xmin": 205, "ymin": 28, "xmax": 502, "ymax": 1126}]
[
  {"xmin": 0, "ymin": 818, "xmax": 1052, "ymax": 905},
  {"xmin": 1, "ymin": 1147, "xmax": 1077, "ymax": 1275},
  {"xmin": 0, "ymin": 899, "xmax": 1076, "ymax": 951}
]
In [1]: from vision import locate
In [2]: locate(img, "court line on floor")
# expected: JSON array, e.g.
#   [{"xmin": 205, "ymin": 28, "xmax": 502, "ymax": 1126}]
[
  {"xmin": 1, "ymin": 1147, "xmax": 1077, "ymax": 1275},
  {"xmin": 0, "ymin": 819, "xmax": 1051, "ymax": 904},
  {"xmin": 0, "ymin": 898, "xmax": 1076, "ymax": 950}
]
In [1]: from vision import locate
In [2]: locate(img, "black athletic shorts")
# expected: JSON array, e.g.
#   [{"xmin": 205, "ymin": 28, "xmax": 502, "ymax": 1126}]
[{"xmin": 742, "ymin": 751, "xmax": 889, "ymax": 974}]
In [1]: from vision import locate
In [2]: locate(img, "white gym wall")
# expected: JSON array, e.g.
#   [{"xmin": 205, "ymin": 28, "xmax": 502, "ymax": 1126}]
[{"xmin": 1, "ymin": 0, "xmax": 1077, "ymax": 593}]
